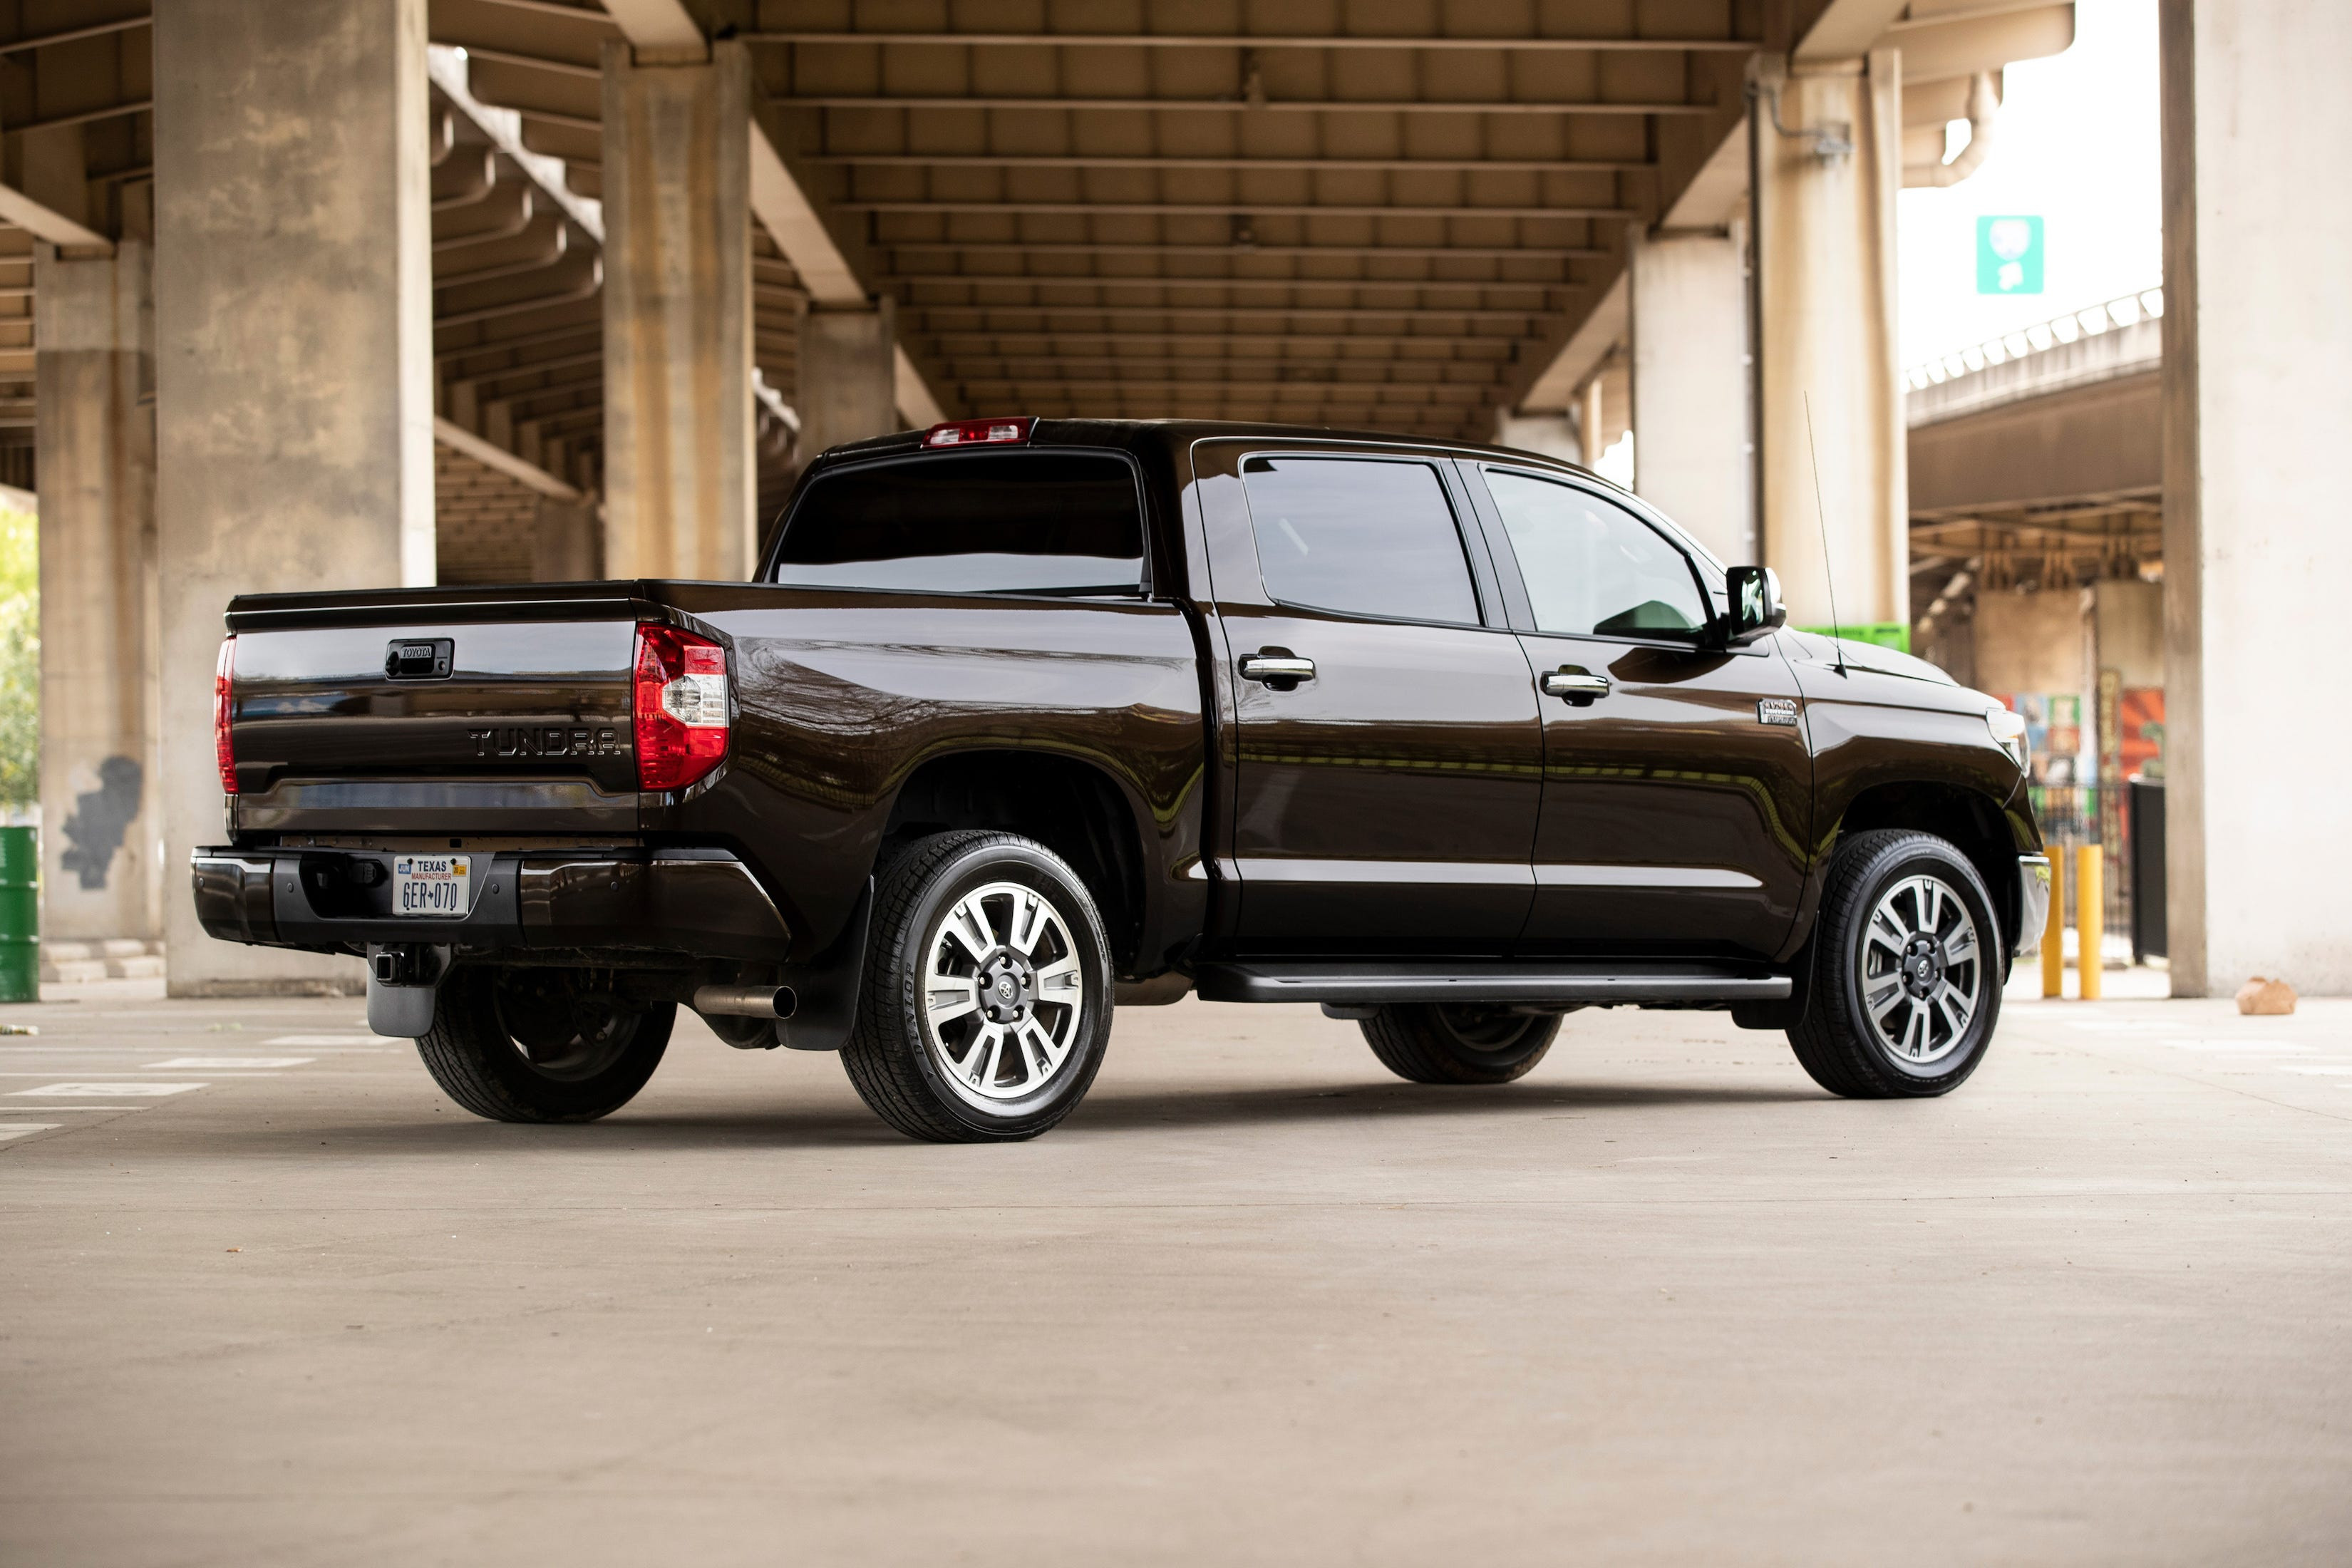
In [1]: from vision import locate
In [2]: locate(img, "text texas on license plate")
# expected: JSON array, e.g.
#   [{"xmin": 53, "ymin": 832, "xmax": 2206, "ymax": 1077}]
[{"xmin": 393, "ymin": 854, "xmax": 472, "ymax": 917}]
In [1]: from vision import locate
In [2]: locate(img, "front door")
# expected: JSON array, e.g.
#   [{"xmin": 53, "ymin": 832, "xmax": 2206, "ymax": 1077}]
[
  {"xmin": 1202, "ymin": 446, "xmax": 1543, "ymax": 955},
  {"xmin": 1465, "ymin": 465, "xmax": 1814, "ymax": 960}
]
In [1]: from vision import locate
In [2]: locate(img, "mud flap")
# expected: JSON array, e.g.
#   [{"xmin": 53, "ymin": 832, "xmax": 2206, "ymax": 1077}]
[
  {"xmin": 366, "ymin": 943, "xmax": 452, "ymax": 1038},
  {"xmin": 777, "ymin": 879, "xmax": 872, "ymax": 1052}
]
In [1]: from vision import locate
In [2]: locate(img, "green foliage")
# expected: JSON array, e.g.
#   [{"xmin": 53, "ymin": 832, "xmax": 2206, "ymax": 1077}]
[{"xmin": 0, "ymin": 504, "xmax": 35, "ymax": 809}]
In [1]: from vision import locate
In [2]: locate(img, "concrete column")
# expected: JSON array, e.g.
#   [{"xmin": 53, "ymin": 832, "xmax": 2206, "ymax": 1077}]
[
  {"xmin": 602, "ymin": 39, "xmax": 754, "ymax": 581},
  {"xmin": 1750, "ymin": 52, "xmax": 1906, "ymax": 634},
  {"xmin": 795, "ymin": 298, "xmax": 898, "ymax": 461},
  {"xmin": 154, "ymin": 0, "xmax": 435, "ymax": 994},
  {"xmin": 1492, "ymin": 413, "xmax": 1581, "ymax": 465},
  {"xmin": 34, "ymin": 241, "xmax": 160, "ymax": 944},
  {"xmin": 1629, "ymin": 227, "xmax": 1754, "ymax": 565},
  {"xmin": 2159, "ymin": 0, "xmax": 2352, "ymax": 995}
]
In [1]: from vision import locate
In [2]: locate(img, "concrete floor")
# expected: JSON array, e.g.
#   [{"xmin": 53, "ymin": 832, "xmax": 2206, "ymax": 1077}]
[{"xmin": 4, "ymin": 973, "xmax": 2348, "ymax": 1566}]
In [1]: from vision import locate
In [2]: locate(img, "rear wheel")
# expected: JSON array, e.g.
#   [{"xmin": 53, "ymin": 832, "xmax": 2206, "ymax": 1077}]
[
  {"xmin": 1361, "ymin": 1004, "xmax": 1560, "ymax": 1085},
  {"xmin": 840, "ymin": 830, "xmax": 1113, "ymax": 1143},
  {"xmin": 1788, "ymin": 828, "xmax": 2001, "ymax": 1098},
  {"xmin": 416, "ymin": 967, "xmax": 673, "ymax": 1123}
]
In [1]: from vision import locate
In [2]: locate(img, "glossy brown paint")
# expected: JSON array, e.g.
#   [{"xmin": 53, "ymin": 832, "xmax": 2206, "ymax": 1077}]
[
  {"xmin": 646, "ymin": 582, "xmax": 1208, "ymax": 969},
  {"xmin": 202, "ymin": 418, "xmax": 2037, "ymax": 986},
  {"xmin": 1189, "ymin": 438, "xmax": 1542, "ymax": 953}
]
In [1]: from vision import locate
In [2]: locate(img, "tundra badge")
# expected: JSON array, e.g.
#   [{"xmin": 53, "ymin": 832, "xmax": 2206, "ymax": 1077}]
[{"xmin": 1757, "ymin": 697, "xmax": 1800, "ymax": 726}]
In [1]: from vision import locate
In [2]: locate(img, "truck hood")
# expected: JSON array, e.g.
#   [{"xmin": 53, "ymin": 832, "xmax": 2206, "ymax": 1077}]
[{"xmin": 1780, "ymin": 629, "xmax": 1959, "ymax": 687}]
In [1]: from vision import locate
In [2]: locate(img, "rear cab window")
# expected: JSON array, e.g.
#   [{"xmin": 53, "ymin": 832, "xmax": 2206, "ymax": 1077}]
[{"xmin": 773, "ymin": 450, "xmax": 1147, "ymax": 597}]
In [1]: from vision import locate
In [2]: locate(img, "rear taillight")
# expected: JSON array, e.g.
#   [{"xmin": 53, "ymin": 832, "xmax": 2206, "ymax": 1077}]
[
  {"xmin": 633, "ymin": 624, "xmax": 730, "ymax": 792},
  {"xmin": 213, "ymin": 636, "xmax": 238, "ymax": 795}
]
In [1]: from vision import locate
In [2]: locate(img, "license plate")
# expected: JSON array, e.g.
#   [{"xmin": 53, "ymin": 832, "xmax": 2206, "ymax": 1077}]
[{"xmin": 393, "ymin": 854, "xmax": 472, "ymax": 918}]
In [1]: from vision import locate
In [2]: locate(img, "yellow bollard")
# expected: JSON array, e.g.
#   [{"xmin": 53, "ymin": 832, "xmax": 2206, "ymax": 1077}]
[
  {"xmin": 2042, "ymin": 847, "xmax": 2067, "ymax": 998},
  {"xmin": 2075, "ymin": 845, "xmax": 2104, "ymax": 1000}
]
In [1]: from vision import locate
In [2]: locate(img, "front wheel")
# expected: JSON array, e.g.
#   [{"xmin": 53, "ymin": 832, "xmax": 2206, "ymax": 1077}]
[
  {"xmin": 416, "ymin": 967, "xmax": 673, "ymax": 1123},
  {"xmin": 840, "ymin": 830, "xmax": 1114, "ymax": 1143},
  {"xmin": 1361, "ymin": 1004, "xmax": 1561, "ymax": 1085},
  {"xmin": 1788, "ymin": 828, "xmax": 2002, "ymax": 1098}
]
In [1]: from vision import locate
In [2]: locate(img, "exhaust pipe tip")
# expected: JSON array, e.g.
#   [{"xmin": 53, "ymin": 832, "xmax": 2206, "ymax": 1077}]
[{"xmin": 692, "ymin": 984, "xmax": 797, "ymax": 1021}]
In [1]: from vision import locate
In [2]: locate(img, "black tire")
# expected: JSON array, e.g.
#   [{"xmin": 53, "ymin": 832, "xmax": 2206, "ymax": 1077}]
[
  {"xmin": 415, "ymin": 967, "xmax": 674, "ymax": 1123},
  {"xmin": 1788, "ymin": 828, "xmax": 2003, "ymax": 1099},
  {"xmin": 1360, "ymin": 1004, "xmax": 1561, "ymax": 1085},
  {"xmin": 840, "ymin": 830, "xmax": 1114, "ymax": 1143}
]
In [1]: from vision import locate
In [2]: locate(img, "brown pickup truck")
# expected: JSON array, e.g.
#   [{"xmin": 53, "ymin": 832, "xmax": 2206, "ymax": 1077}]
[{"xmin": 194, "ymin": 418, "xmax": 2049, "ymax": 1142}]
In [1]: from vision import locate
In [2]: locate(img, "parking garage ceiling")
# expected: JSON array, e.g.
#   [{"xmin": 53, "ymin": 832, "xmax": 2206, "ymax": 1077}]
[{"xmin": 1, "ymin": 1, "xmax": 2072, "ymax": 511}]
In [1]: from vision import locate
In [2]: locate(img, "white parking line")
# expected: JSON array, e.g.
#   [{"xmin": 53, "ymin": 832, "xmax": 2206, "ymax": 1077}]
[
  {"xmin": 147, "ymin": 1056, "xmax": 315, "ymax": 1070},
  {"xmin": 7, "ymin": 1083, "xmax": 207, "ymax": 1098},
  {"xmin": 265, "ymin": 1035, "xmax": 378, "ymax": 1046},
  {"xmin": 0, "ymin": 1123, "xmax": 62, "ymax": 1142}
]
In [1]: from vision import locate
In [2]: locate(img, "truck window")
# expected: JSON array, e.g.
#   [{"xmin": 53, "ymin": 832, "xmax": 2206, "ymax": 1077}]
[
  {"xmin": 774, "ymin": 450, "xmax": 1145, "ymax": 596},
  {"xmin": 1485, "ymin": 471, "xmax": 1709, "ymax": 639},
  {"xmin": 1239, "ymin": 455, "xmax": 1479, "ymax": 625}
]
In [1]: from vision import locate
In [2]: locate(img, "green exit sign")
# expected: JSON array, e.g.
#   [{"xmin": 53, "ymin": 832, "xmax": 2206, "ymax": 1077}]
[{"xmin": 1976, "ymin": 215, "xmax": 2045, "ymax": 294}]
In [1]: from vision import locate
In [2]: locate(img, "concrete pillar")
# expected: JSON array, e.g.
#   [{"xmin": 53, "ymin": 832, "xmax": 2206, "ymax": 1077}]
[
  {"xmin": 154, "ymin": 0, "xmax": 435, "ymax": 994},
  {"xmin": 531, "ymin": 495, "xmax": 603, "ymax": 581},
  {"xmin": 2159, "ymin": 0, "xmax": 2352, "ymax": 995},
  {"xmin": 34, "ymin": 241, "xmax": 160, "ymax": 944},
  {"xmin": 1492, "ymin": 413, "xmax": 1581, "ymax": 466},
  {"xmin": 1750, "ymin": 52, "xmax": 1906, "ymax": 634},
  {"xmin": 795, "ymin": 298, "xmax": 898, "ymax": 461},
  {"xmin": 602, "ymin": 39, "xmax": 754, "ymax": 581},
  {"xmin": 1629, "ymin": 227, "xmax": 1754, "ymax": 565}
]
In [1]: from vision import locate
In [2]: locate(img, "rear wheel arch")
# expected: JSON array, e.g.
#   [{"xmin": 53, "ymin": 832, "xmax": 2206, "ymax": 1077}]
[
  {"xmin": 1832, "ymin": 781, "xmax": 2022, "ymax": 961},
  {"xmin": 880, "ymin": 748, "xmax": 1152, "ymax": 974}
]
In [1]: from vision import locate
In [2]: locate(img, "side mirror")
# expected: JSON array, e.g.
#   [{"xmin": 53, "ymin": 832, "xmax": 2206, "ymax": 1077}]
[{"xmin": 1723, "ymin": 565, "xmax": 1787, "ymax": 644}]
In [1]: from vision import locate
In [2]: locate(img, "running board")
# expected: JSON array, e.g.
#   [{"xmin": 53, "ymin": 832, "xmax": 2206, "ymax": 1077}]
[{"xmin": 1193, "ymin": 961, "xmax": 1791, "ymax": 1007}]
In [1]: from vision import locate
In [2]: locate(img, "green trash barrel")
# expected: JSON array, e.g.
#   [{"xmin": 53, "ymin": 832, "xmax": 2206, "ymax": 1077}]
[{"xmin": 0, "ymin": 825, "xmax": 36, "ymax": 1004}]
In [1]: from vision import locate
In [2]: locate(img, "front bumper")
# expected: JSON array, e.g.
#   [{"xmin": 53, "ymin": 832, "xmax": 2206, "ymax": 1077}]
[
  {"xmin": 191, "ymin": 845, "xmax": 790, "ymax": 963},
  {"xmin": 2013, "ymin": 854, "xmax": 2051, "ymax": 959}
]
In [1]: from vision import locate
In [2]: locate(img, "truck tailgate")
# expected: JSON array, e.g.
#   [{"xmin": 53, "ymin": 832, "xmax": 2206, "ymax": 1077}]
[{"xmin": 222, "ymin": 584, "xmax": 654, "ymax": 836}]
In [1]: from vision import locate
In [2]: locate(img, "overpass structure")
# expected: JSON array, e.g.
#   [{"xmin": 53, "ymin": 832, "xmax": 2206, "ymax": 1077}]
[
  {"xmin": 1907, "ymin": 287, "xmax": 2163, "ymax": 616},
  {"xmin": 2, "ymin": 0, "xmax": 2346, "ymax": 995}
]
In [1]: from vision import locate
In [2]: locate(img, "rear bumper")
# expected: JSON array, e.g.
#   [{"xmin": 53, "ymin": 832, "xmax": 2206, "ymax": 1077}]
[
  {"xmin": 2013, "ymin": 855, "xmax": 2051, "ymax": 959},
  {"xmin": 190, "ymin": 846, "xmax": 790, "ymax": 963}
]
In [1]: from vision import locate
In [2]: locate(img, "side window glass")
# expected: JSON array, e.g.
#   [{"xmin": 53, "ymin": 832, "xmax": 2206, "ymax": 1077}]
[
  {"xmin": 1238, "ymin": 456, "xmax": 1480, "ymax": 626},
  {"xmin": 1484, "ymin": 471, "xmax": 1709, "ymax": 639}
]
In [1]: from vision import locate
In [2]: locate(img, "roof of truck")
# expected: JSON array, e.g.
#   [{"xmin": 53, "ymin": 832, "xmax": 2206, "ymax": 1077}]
[{"xmin": 808, "ymin": 416, "xmax": 1619, "ymax": 493}]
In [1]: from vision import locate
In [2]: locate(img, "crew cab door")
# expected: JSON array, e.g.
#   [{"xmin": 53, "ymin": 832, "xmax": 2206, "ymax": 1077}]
[
  {"xmin": 1195, "ymin": 441, "xmax": 1542, "ymax": 954},
  {"xmin": 1462, "ymin": 465, "xmax": 1812, "ymax": 960}
]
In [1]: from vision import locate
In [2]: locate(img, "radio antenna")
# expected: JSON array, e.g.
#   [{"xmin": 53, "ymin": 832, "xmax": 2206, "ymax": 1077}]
[{"xmin": 1803, "ymin": 391, "xmax": 1847, "ymax": 678}]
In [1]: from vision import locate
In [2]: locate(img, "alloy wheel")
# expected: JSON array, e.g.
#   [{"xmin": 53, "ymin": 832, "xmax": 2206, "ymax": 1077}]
[
  {"xmin": 921, "ymin": 881, "xmax": 1088, "ymax": 1108},
  {"xmin": 1858, "ymin": 872, "xmax": 1984, "ymax": 1068}
]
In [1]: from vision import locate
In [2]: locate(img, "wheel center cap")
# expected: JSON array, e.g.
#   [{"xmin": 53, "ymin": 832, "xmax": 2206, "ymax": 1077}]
[
  {"xmin": 978, "ymin": 956, "xmax": 1036, "ymax": 1023},
  {"xmin": 1903, "ymin": 936, "xmax": 1942, "ymax": 996}
]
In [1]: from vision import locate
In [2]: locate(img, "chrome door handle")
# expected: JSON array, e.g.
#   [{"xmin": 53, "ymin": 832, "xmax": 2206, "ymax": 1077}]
[
  {"xmin": 1239, "ymin": 653, "xmax": 1316, "ymax": 685},
  {"xmin": 1540, "ymin": 670, "xmax": 1611, "ymax": 703}
]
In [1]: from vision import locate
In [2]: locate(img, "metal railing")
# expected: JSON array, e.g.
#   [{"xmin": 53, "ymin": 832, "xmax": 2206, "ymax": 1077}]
[{"xmin": 1904, "ymin": 287, "xmax": 2165, "ymax": 391}]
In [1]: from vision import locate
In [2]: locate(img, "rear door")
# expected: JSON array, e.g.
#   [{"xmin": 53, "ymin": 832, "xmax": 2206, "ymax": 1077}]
[
  {"xmin": 1195, "ymin": 441, "xmax": 1542, "ymax": 955},
  {"xmin": 1463, "ymin": 465, "xmax": 1812, "ymax": 960}
]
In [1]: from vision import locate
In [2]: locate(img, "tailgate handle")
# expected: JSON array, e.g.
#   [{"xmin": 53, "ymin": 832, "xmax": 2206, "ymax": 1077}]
[{"xmin": 384, "ymin": 638, "xmax": 454, "ymax": 681}]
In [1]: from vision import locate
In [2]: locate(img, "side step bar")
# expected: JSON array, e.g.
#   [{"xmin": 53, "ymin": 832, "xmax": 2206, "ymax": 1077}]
[{"xmin": 1193, "ymin": 961, "xmax": 1791, "ymax": 1007}]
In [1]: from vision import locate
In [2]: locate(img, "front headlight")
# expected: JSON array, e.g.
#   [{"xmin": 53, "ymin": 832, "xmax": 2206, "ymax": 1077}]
[{"xmin": 1986, "ymin": 706, "xmax": 2028, "ymax": 770}]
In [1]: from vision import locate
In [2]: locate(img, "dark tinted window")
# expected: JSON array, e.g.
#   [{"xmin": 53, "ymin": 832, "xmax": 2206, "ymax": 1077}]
[
  {"xmin": 774, "ymin": 451, "xmax": 1145, "ymax": 596},
  {"xmin": 1485, "ymin": 471, "xmax": 1708, "ymax": 639},
  {"xmin": 1239, "ymin": 456, "xmax": 1479, "ymax": 625}
]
